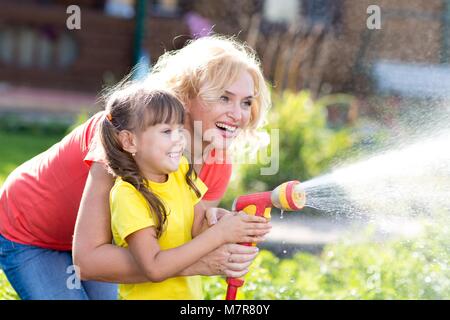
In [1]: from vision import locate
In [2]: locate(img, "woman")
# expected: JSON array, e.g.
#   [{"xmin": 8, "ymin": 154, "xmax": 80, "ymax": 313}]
[{"xmin": 0, "ymin": 35, "xmax": 271, "ymax": 299}]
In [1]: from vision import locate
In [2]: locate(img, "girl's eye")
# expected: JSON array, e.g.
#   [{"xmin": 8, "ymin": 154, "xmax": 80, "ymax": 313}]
[{"xmin": 162, "ymin": 129, "xmax": 172, "ymax": 134}]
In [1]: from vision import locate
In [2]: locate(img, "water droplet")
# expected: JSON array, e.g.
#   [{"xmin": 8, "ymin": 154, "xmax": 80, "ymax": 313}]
[
  {"xmin": 280, "ymin": 210, "xmax": 284, "ymax": 219},
  {"xmin": 283, "ymin": 250, "xmax": 287, "ymax": 254}
]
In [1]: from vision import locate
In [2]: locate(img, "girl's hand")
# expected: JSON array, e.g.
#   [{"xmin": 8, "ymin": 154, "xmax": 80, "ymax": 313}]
[{"xmin": 215, "ymin": 211, "xmax": 272, "ymax": 244}]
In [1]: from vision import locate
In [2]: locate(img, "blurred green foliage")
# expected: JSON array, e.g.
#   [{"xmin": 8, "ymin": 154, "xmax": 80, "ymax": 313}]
[
  {"xmin": 65, "ymin": 111, "xmax": 90, "ymax": 134},
  {"xmin": 0, "ymin": 114, "xmax": 69, "ymax": 136},
  {"xmin": 0, "ymin": 271, "xmax": 18, "ymax": 300},
  {"xmin": 203, "ymin": 222, "xmax": 450, "ymax": 300}
]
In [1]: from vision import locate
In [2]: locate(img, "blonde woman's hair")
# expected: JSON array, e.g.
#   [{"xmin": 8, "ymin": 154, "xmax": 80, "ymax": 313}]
[{"xmin": 146, "ymin": 34, "xmax": 271, "ymax": 152}]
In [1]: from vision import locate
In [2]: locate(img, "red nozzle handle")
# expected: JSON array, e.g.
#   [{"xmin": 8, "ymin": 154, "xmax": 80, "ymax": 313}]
[
  {"xmin": 226, "ymin": 195, "xmax": 272, "ymax": 300},
  {"xmin": 233, "ymin": 192, "xmax": 272, "ymax": 215}
]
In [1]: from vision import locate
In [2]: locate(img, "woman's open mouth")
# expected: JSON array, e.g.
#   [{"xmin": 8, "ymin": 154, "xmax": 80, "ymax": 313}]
[{"xmin": 215, "ymin": 122, "xmax": 238, "ymax": 136}]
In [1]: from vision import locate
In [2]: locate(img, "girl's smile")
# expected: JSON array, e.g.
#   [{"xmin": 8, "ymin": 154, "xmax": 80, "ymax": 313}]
[{"xmin": 134, "ymin": 123, "xmax": 186, "ymax": 182}]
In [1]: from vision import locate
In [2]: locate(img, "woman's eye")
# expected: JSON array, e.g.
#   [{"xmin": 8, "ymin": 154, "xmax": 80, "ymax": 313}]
[
  {"xmin": 242, "ymin": 100, "xmax": 252, "ymax": 109},
  {"xmin": 219, "ymin": 95, "xmax": 229, "ymax": 103}
]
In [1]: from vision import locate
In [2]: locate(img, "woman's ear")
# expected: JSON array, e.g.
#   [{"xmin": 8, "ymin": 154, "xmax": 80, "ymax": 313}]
[
  {"xmin": 118, "ymin": 130, "xmax": 137, "ymax": 155},
  {"xmin": 184, "ymin": 99, "xmax": 193, "ymax": 113}
]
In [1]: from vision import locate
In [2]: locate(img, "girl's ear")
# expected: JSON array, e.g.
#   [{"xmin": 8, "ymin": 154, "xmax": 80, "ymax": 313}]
[{"xmin": 118, "ymin": 130, "xmax": 137, "ymax": 155}]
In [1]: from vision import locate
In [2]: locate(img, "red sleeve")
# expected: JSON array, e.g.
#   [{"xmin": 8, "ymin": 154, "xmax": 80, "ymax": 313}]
[
  {"xmin": 83, "ymin": 112, "xmax": 107, "ymax": 168},
  {"xmin": 199, "ymin": 162, "xmax": 232, "ymax": 201}
]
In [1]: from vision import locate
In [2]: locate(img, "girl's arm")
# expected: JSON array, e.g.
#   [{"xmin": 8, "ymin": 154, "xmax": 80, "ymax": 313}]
[
  {"xmin": 73, "ymin": 163, "xmax": 262, "ymax": 282},
  {"xmin": 126, "ymin": 213, "xmax": 267, "ymax": 282}
]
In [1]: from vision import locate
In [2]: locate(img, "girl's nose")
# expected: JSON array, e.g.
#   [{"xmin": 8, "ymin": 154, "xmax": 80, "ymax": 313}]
[{"xmin": 171, "ymin": 129, "xmax": 186, "ymax": 145}]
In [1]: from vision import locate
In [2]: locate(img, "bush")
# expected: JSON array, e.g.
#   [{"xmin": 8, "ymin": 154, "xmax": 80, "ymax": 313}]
[
  {"xmin": 0, "ymin": 114, "xmax": 70, "ymax": 136},
  {"xmin": 203, "ymin": 221, "xmax": 450, "ymax": 300}
]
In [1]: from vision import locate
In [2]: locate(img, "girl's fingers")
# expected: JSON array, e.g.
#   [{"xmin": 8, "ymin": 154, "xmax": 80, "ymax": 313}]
[
  {"xmin": 241, "ymin": 236, "xmax": 266, "ymax": 243},
  {"xmin": 238, "ymin": 212, "xmax": 267, "ymax": 223},
  {"xmin": 244, "ymin": 228, "xmax": 271, "ymax": 236},
  {"xmin": 246, "ymin": 223, "xmax": 272, "ymax": 230},
  {"xmin": 249, "ymin": 235, "xmax": 267, "ymax": 243}
]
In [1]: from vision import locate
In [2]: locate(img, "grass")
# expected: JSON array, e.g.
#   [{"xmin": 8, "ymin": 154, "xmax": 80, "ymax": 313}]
[
  {"xmin": 0, "ymin": 129, "xmax": 65, "ymax": 299},
  {"xmin": 0, "ymin": 131, "xmax": 63, "ymax": 185}
]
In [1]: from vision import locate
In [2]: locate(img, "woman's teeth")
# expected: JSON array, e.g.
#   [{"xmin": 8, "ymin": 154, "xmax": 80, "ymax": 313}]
[{"xmin": 215, "ymin": 122, "xmax": 237, "ymax": 132}]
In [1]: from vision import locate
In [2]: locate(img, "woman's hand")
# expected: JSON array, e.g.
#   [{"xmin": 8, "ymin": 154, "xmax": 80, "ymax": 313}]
[
  {"xmin": 195, "ymin": 243, "xmax": 260, "ymax": 278},
  {"xmin": 205, "ymin": 207, "xmax": 230, "ymax": 226}
]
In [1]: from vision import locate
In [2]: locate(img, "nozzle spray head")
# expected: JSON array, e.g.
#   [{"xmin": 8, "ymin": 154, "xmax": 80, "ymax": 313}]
[{"xmin": 271, "ymin": 180, "xmax": 306, "ymax": 211}]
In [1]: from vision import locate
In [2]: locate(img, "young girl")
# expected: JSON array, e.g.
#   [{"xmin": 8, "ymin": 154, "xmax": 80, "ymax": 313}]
[{"xmin": 99, "ymin": 83, "xmax": 268, "ymax": 299}]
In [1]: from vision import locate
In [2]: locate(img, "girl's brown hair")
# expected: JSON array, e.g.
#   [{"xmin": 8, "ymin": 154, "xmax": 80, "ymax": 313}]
[{"xmin": 99, "ymin": 81, "xmax": 201, "ymax": 237}]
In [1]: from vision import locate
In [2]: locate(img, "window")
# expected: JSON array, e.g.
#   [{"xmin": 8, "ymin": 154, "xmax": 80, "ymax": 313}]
[
  {"xmin": 262, "ymin": 0, "xmax": 341, "ymax": 29},
  {"xmin": 301, "ymin": 0, "xmax": 342, "ymax": 30},
  {"xmin": 104, "ymin": 0, "xmax": 136, "ymax": 19},
  {"xmin": 263, "ymin": 0, "xmax": 299, "ymax": 24},
  {"xmin": 0, "ymin": 26, "xmax": 78, "ymax": 69},
  {"xmin": 150, "ymin": 0, "xmax": 180, "ymax": 17}
]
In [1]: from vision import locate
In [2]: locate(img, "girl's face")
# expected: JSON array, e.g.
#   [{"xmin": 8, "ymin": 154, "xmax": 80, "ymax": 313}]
[
  {"xmin": 187, "ymin": 70, "xmax": 254, "ymax": 151},
  {"xmin": 134, "ymin": 123, "xmax": 185, "ymax": 181}
]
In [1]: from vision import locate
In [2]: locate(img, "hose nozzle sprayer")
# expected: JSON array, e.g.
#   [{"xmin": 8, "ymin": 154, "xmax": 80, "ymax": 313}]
[{"xmin": 225, "ymin": 180, "xmax": 306, "ymax": 300}]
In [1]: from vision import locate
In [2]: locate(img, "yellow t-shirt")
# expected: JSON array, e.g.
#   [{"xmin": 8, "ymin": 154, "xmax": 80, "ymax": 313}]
[{"xmin": 110, "ymin": 157, "xmax": 208, "ymax": 300}]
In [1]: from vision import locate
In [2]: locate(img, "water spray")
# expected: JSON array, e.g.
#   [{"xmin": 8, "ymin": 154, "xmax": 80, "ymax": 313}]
[{"xmin": 225, "ymin": 180, "xmax": 306, "ymax": 300}]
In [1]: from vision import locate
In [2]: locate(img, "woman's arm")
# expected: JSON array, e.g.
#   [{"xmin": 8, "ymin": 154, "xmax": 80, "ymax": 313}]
[
  {"xmin": 191, "ymin": 202, "xmax": 208, "ymax": 238},
  {"xmin": 73, "ymin": 162, "xmax": 149, "ymax": 283}
]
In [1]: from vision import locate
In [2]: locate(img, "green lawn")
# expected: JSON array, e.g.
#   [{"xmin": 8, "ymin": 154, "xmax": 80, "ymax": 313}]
[
  {"xmin": 0, "ymin": 129, "xmax": 64, "ymax": 299},
  {"xmin": 0, "ymin": 131, "xmax": 63, "ymax": 185}
]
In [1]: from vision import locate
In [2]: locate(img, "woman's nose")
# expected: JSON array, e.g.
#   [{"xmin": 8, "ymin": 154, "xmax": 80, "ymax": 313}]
[{"xmin": 227, "ymin": 102, "xmax": 242, "ymax": 121}]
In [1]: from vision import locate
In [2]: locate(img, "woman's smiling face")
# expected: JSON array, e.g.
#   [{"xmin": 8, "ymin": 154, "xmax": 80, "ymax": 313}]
[{"xmin": 186, "ymin": 70, "xmax": 255, "ymax": 151}]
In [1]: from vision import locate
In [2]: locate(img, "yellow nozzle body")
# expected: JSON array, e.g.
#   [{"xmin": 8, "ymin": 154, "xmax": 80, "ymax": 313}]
[{"xmin": 271, "ymin": 180, "xmax": 306, "ymax": 211}]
